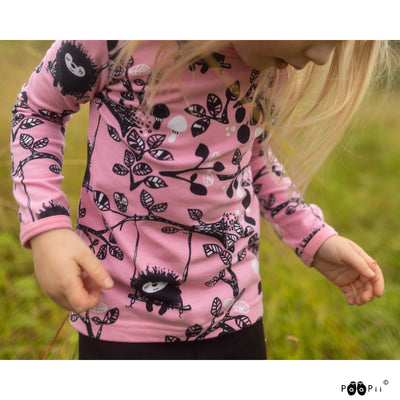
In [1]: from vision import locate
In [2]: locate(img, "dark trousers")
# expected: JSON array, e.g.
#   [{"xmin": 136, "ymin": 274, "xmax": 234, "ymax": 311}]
[{"xmin": 79, "ymin": 319, "xmax": 267, "ymax": 360}]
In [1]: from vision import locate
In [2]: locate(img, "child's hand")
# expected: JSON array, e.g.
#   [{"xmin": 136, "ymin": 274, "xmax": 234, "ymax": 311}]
[
  {"xmin": 30, "ymin": 228, "xmax": 114, "ymax": 313},
  {"xmin": 311, "ymin": 236, "xmax": 384, "ymax": 306}
]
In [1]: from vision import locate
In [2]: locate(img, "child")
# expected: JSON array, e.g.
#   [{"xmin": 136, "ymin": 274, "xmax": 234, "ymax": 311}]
[{"xmin": 10, "ymin": 40, "xmax": 385, "ymax": 360}]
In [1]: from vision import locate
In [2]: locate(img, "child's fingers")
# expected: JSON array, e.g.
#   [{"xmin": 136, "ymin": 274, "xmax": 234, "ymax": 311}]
[
  {"xmin": 341, "ymin": 284, "xmax": 356, "ymax": 306},
  {"xmin": 66, "ymin": 277, "xmax": 102, "ymax": 313},
  {"xmin": 354, "ymin": 279, "xmax": 374, "ymax": 306},
  {"xmin": 344, "ymin": 240, "xmax": 376, "ymax": 279},
  {"xmin": 75, "ymin": 247, "xmax": 114, "ymax": 290},
  {"xmin": 370, "ymin": 261, "xmax": 385, "ymax": 297}
]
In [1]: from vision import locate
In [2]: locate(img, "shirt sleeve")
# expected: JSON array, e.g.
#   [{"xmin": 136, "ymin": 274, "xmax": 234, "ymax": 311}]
[
  {"xmin": 250, "ymin": 132, "xmax": 338, "ymax": 267},
  {"xmin": 10, "ymin": 40, "xmax": 113, "ymax": 248}
]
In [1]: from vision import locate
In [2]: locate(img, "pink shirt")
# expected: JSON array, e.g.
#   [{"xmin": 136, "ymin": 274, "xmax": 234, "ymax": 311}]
[{"xmin": 11, "ymin": 41, "xmax": 337, "ymax": 342}]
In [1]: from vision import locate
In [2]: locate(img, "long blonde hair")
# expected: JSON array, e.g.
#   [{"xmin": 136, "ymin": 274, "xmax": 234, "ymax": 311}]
[{"xmin": 112, "ymin": 40, "xmax": 389, "ymax": 193}]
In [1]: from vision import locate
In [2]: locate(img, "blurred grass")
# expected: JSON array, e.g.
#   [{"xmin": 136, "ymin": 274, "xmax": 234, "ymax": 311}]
[{"xmin": 1, "ymin": 41, "xmax": 399, "ymax": 360}]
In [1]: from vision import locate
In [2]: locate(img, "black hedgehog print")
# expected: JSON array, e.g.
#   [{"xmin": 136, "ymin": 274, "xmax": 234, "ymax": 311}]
[
  {"xmin": 36, "ymin": 200, "xmax": 70, "ymax": 219},
  {"xmin": 47, "ymin": 41, "xmax": 107, "ymax": 99},
  {"xmin": 129, "ymin": 266, "xmax": 190, "ymax": 316}
]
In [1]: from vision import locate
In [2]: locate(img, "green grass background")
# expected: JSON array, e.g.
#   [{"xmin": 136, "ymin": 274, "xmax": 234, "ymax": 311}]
[{"xmin": 1, "ymin": 41, "xmax": 399, "ymax": 360}]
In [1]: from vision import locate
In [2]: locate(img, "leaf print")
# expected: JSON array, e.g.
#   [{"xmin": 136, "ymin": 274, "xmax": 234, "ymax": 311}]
[
  {"xmin": 190, "ymin": 182, "xmax": 207, "ymax": 196},
  {"xmin": 286, "ymin": 203, "xmax": 299, "ymax": 215},
  {"xmin": 250, "ymin": 69, "xmax": 260, "ymax": 83},
  {"xmin": 112, "ymin": 164, "xmax": 129, "ymax": 176},
  {"xmin": 144, "ymin": 176, "xmax": 167, "ymax": 189},
  {"xmin": 235, "ymin": 315, "xmax": 251, "ymax": 329},
  {"xmin": 226, "ymin": 182, "xmax": 234, "ymax": 199},
  {"xmin": 103, "ymin": 308, "xmax": 120, "ymax": 324},
  {"xmin": 244, "ymin": 226, "xmax": 255, "ymax": 237},
  {"xmin": 213, "ymin": 162, "xmax": 225, "ymax": 172},
  {"xmin": 97, "ymin": 244, "xmax": 107, "ymax": 260},
  {"xmin": 188, "ymin": 208, "xmax": 203, "ymax": 221},
  {"xmin": 151, "ymin": 203, "xmax": 168, "ymax": 213},
  {"xmin": 49, "ymin": 164, "xmax": 62, "ymax": 174},
  {"xmin": 190, "ymin": 173, "xmax": 197, "ymax": 182},
  {"xmin": 79, "ymin": 208, "xmax": 86, "ymax": 218},
  {"xmin": 93, "ymin": 191, "xmax": 110, "ymax": 211},
  {"xmin": 211, "ymin": 297, "xmax": 223, "ymax": 317},
  {"xmin": 232, "ymin": 149, "xmax": 242, "ymax": 165},
  {"xmin": 147, "ymin": 134, "xmax": 166, "ymax": 149},
  {"xmin": 109, "ymin": 232, "xmax": 117, "ymax": 244},
  {"xmin": 195, "ymin": 143, "xmax": 210, "ymax": 160},
  {"xmin": 132, "ymin": 162, "xmax": 152, "ymax": 176},
  {"xmin": 140, "ymin": 190, "xmax": 154, "ymax": 209},
  {"xmin": 107, "ymin": 124, "xmax": 121, "ymax": 142},
  {"xmin": 70, "ymin": 314, "xmax": 79, "ymax": 323},
  {"xmin": 184, "ymin": 104, "xmax": 206, "ymax": 117},
  {"xmin": 266, "ymin": 193, "xmax": 275, "ymax": 208},
  {"xmin": 237, "ymin": 248, "xmax": 247, "ymax": 262},
  {"xmin": 124, "ymin": 150, "xmax": 135, "ymax": 167},
  {"xmin": 148, "ymin": 149, "xmax": 174, "ymax": 161},
  {"xmin": 205, "ymin": 274, "xmax": 221, "ymax": 288},
  {"xmin": 242, "ymin": 189, "xmax": 251, "ymax": 209},
  {"xmin": 12, "ymin": 113, "xmax": 24, "ymax": 127},
  {"xmin": 20, "ymin": 118, "xmax": 43, "ymax": 130},
  {"xmin": 220, "ymin": 251, "xmax": 232, "ymax": 266},
  {"xmin": 33, "ymin": 137, "xmax": 49, "ymax": 149},
  {"xmin": 191, "ymin": 117, "xmax": 210, "ymax": 137},
  {"xmin": 109, "ymin": 245, "xmax": 124, "ymax": 260},
  {"xmin": 92, "ymin": 317, "xmax": 102, "ymax": 325},
  {"xmin": 127, "ymin": 130, "xmax": 145, "ymax": 153},
  {"xmin": 114, "ymin": 192, "xmax": 128, "ymax": 212},
  {"xmin": 161, "ymin": 227, "xmax": 180, "ymax": 234},
  {"xmin": 165, "ymin": 336, "xmax": 181, "ymax": 343},
  {"xmin": 232, "ymin": 222, "xmax": 243, "ymax": 236},
  {"xmin": 20, "ymin": 134, "xmax": 34, "ymax": 149},
  {"xmin": 185, "ymin": 324, "xmax": 203, "ymax": 339},
  {"xmin": 207, "ymin": 93, "xmax": 223, "ymax": 117},
  {"xmin": 203, "ymin": 243, "xmax": 223, "ymax": 257}
]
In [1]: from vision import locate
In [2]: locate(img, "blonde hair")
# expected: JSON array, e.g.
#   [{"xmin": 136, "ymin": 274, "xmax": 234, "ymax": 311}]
[{"xmin": 112, "ymin": 40, "xmax": 390, "ymax": 193}]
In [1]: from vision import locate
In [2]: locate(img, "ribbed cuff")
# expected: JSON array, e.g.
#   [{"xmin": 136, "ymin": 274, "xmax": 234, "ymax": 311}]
[
  {"xmin": 300, "ymin": 225, "xmax": 338, "ymax": 267},
  {"xmin": 20, "ymin": 215, "xmax": 73, "ymax": 249}
]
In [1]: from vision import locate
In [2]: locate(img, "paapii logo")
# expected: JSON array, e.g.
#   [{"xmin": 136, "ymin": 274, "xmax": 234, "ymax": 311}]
[{"xmin": 341, "ymin": 380, "xmax": 389, "ymax": 396}]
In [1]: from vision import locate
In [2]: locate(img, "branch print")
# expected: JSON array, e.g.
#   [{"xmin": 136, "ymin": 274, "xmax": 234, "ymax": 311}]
[
  {"xmin": 184, "ymin": 80, "xmax": 241, "ymax": 137},
  {"xmin": 160, "ymin": 143, "xmax": 225, "ymax": 196},
  {"xmin": 164, "ymin": 289, "xmax": 252, "ymax": 342},
  {"xmin": 70, "ymin": 307, "xmax": 119, "ymax": 339},
  {"xmin": 112, "ymin": 131, "xmax": 172, "ymax": 191}
]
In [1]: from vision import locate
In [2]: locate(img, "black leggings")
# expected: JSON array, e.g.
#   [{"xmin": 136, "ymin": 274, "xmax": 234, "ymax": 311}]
[{"xmin": 79, "ymin": 319, "xmax": 267, "ymax": 360}]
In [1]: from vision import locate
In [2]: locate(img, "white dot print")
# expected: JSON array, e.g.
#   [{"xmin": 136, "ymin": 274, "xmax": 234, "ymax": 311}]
[
  {"xmin": 223, "ymin": 298, "xmax": 249, "ymax": 314},
  {"xmin": 233, "ymin": 300, "xmax": 249, "ymax": 314},
  {"xmin": 226, "ymin": 125, "xmax": 237, "ymax": 136},
  {"xmin": 223, "ymin": 298, "xmax": 234, "ymax": 309},
  {"xmin": 203, "ymin": 171, "xmax": 215, "ymax": 187}
]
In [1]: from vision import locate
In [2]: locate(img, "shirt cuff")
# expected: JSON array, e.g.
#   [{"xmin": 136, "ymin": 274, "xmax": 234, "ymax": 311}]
[
  {"xmin": 300, "ymin": 225, "xmax": 338, "ymax": 267},
  {"xmin": 20, "ymin": 215, "xmax": 73, "ymax": 249}
]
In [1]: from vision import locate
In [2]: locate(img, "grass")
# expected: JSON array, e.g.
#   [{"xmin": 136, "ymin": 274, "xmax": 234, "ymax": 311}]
[{"xmin": 1, "ymin": 41, "xmax": 399, "ymax": 360}]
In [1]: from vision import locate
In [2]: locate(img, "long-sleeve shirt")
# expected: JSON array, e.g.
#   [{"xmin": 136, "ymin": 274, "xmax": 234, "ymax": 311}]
[{"xmin": 10, "ymin": 40, "xmax": 337, "ymax": 343}]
